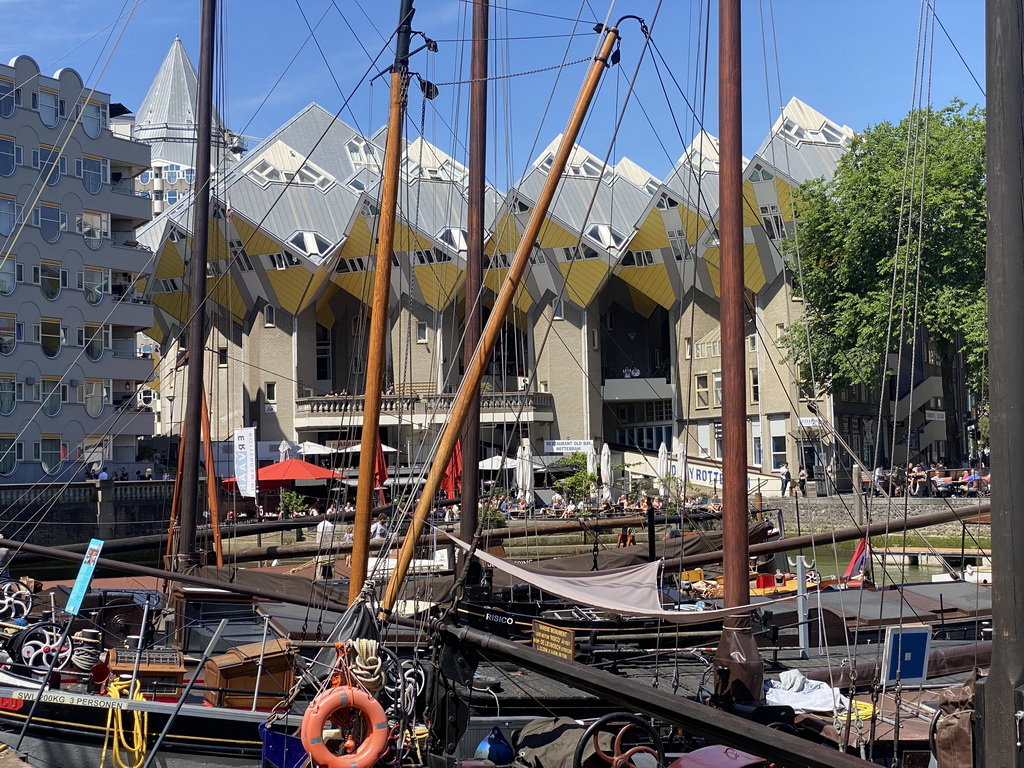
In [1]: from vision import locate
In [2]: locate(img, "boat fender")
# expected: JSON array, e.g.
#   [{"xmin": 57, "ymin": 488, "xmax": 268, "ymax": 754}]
[{"xmin": 301, "ymin": 685, "xmax": 389, "ymax": 768}]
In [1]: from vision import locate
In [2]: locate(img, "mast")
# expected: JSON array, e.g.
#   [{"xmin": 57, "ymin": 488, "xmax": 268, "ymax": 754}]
[
  {"xmin": 380, "ymin": 25, "xmax": 622, "ymax": 620},
  {"xmin": 711, "ymin": 0, "xmax": 762, "ymax": 705},
  {"xmin": 983, "ymin": 0, "xmax": 1024, "ymax": 764},
  {"xmin": 350, "ymin": 0, "xmax": 416, "ymax": 602},
  {"xmin": 460, "ymin": 0, "xmax": 488, "ymax": 542},
  {"xmin": 718, "ymin": 0, "xmax": 747, "ymax": 608},
  {"xmin": 176, "ymin": 0, "xmax": 217, "ymax": 568}
]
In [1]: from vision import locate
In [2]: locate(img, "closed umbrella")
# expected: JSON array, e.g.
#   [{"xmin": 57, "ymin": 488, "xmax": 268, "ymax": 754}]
[
  {"xmin": 278, "ymin": 440, "xmax": 293, "ymax": 463},
  {"xmin": 657, "ymin": 442, "xmax": 669, "ymax": 497},
  {"xmin": 600, "ymin": 443, "xmax": 613, "ymax": 500},
  {"xmin": 441, "ymin": 439, "xmax": 463, "ymax": 500},
  {"xmin": 586, "ymin": 444, "xmax": 598, "ymax": 478},
  {"xmin": 516, "ymin": 441, "xmax": 534, "ymax": 503},
  {"xmin": 373, "ymin": 441, "xmax": 388, "ymax": 506}
]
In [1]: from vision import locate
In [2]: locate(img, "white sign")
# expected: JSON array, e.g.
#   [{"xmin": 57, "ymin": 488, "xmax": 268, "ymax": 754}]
[
  {"xmin": 544, "ymin": 440, "xmax": 594, "ymax": 454},
  {"xmin": 925, "ymin": 410, "xmax": 946, "ymax": 422},
  {"xmin": 798, "ymin": 417, "xmax": 821, "ymax": 428},
  {"xmin": 233, "ymin": 427, "xmax": 257, "ymax": 498}
]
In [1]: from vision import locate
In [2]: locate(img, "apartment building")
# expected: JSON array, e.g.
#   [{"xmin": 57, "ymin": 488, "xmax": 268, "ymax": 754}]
[{"xmin": 0, "ymin": 55, "xmax": 153, "ymax": 483}]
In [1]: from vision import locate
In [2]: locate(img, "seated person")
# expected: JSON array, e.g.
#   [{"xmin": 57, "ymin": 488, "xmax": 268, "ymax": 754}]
[{"xmin": 933, "ymin": 474, "xmax": 954, "ymax": 496}]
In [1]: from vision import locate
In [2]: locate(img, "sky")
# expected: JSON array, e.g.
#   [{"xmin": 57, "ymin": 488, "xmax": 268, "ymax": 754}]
[{"xmin": 3, "ymin": 0, "xmax": 986, "ymax": 188}]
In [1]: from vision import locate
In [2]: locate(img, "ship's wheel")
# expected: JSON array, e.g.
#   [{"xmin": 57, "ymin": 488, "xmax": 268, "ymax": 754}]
[
  {"xmin": 572, "ymin": 713, "xmax": 665, "ymax": 768},
  {"xmin": 0, "ymin": 578, "xmax": 32, "ymax": 620},
  {"xmin": 12, "ymin": 622, "xmax": 74, "ymax": 675}
]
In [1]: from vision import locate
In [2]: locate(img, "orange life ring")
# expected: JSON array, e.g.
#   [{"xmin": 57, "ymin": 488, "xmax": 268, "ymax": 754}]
[{"xmin": 300, "ymin": 685, "xmax": 390, "ymax": 768}]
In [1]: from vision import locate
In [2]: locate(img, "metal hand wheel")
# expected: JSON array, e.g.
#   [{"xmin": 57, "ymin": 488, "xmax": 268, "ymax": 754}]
[
  {"xmin": 805, "ymin": 570, "xmax": 822, "ymax": 585},
  {"xmin": 0, "ymin": 579, "xmax": 32, "ymax": 620},
  {"xmin": 13, "ymin": 622, "xmax": 73, "ymax": 675},
  {"xmin": 572, "ymin": 712, "xmax": 664, "ymax": 768}
]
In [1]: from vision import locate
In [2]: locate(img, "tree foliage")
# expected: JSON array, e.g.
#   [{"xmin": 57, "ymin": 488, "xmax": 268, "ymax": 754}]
[
  {"xmin": 553, "ymin": 452, "xmax": 598, "ymax": 501},
  {"xmin": 783, "ymin": 101, "xmax": 986, "ymax": 463}
]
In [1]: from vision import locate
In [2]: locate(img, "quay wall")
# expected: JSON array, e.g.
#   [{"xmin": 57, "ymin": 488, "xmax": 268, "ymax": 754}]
[
  {"xmin": 0, "ymin": 479, "xmax": 179, "ymax": 548},
  {"xmin": 767, "ymin": 496, "xmax": 989, "ymax": 541}
]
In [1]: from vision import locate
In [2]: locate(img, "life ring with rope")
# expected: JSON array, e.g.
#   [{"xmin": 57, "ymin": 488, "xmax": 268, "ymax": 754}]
[{"xmin": 300, "ymin": 685, "xmax": 390, "ymax": 768}]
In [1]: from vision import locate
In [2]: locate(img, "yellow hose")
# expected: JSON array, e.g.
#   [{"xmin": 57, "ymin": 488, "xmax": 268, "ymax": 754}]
[{"xmin": 100, "ymin": 678, "xmax": 149, "ymax": 768}]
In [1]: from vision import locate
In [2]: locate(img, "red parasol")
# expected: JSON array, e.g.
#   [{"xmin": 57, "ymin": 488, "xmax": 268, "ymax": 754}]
[
  {"xmin": 440, "ymin": 439, "xmax": 463, "ymax": 500},
  {"xmin": 222, "ymin": 458, "xmax": 339, "ymax": 492},
  {"xmin": 373, "ymin": 440, "xmax": 388, "ymax": 505}
]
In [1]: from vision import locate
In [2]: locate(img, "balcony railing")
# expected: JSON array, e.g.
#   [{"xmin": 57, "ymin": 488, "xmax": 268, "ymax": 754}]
[{"xmin": 296, "ymin": 391, "xmax": 554, "ymax": 416}]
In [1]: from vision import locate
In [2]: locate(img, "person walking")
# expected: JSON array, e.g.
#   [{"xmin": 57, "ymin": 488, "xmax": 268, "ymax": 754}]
[{"xmin": 778, "ymin": 463, "xmax": 791, "ymax": 496}]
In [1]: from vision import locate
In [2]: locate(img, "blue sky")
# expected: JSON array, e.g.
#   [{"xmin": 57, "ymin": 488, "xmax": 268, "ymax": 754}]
[{"xmin": 4, "ymin": 1, "xmax": 985, "ymax": 187}]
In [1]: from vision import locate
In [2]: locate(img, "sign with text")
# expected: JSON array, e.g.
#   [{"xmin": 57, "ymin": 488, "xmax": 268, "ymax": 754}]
[
  {"xmin": 925, "ymin": 410, "xmax": 946, "ymax": 422},
  {"xmin": 531, "ymin": 621, "xmax": 575, "ymax": 660},
  {"xmin": 234, "ymin": 427, "xmax": 257, "ymax": 498},
  {"xmin": 65, "ymin": 539, "xmax": 103, "ymax": 616},
  {"xmin": 543, "ymin": 440, "xmax": 594, "ymax": 454}
]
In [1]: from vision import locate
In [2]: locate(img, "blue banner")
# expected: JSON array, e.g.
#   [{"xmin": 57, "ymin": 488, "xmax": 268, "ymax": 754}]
[
  {"xmin": 65, "ymin": 538, "xmax": 103, "ymax": 616},
  {"xmin": 234, "ymin": 427, "xmax": 257, "ymax": 498}
]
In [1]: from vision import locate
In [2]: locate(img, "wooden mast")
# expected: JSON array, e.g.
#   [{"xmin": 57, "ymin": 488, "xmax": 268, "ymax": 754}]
[
  {"xmin": 349, "ymin": 0, "xmax": 417, "ymax": 603},
  {"xmin": 176, "ymin": 0, "xmax": 217, "ymax": 569},
  {"xmin": 718, "ymin": 0, "xmax": 748, "ymax": 609},
  {"xmin": 380, "ymin": 26, "xmax": 621, "ymax": 620},
  {"xmin": 982, "ymin": 0, "xmax": 1023, "ymax": 763},
  {"xmin": 460, "ymin": 0, "xmax": 488, "ymax": 542}
]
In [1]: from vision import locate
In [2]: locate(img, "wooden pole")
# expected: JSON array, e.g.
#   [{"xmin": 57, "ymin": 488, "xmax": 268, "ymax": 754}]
[
  {"xmin": 460, "ymin": 0, "xmax": 488, "ymax": 547},
  {"xmin": 718, "ymin": 0, "xmax": 747, "ymax": 610},
  {"xmin": 176, "ymin": 0, "xmax": 216, "ymax": 568},
  {"xmin": 200, "ymin": 388, "xmax": 223, "ymax": 566},
  {"xmin": 984, "ymin": 0, "xmax": 1024, "ymax": 763},
  {"xmin": 350, "ymin": 0, "xmax": 416, "ymax": 603},
  {"xmin": 380, "ymin": 26, "xmax": 621, "ymax": 620}
]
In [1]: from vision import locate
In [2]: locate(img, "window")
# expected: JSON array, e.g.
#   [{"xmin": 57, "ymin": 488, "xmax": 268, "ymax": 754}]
[
  {"xmin": 288, "ymin": 232, "xmax": 334, "ymax": 258},
  {"xmin": 33, "ymin": 146, "xmax": 64, "ymax": 186},
  {"xmin": 83, "ymin": 380, "xmax": 108, "ymax": 417},
  {"xmin": 37, "ymin": 318, "xmax": 65, "ymax": 358},
  {"xmin": 265, "ymin": 381, "xmax": 277, "ymax": 402},
  {"xmin": 164, "ymin": 164, "xmax": 179, "ymax": 183},
  {"xmin": 0, "ymin": 377, "xmax": 15, "ymax": 415},
  {"xmin": 695, "ymin": 374, "xmax": 709, "ymax": 408},
  {"xmin": 0, "ymin": 79, "xmax": 15, "ymax": 118},
  {"xmin": 264, "ymin": 305, "xmax": 276, "ymax": 326},
  {"xmin": 668, "ymin": 229, "xmax": 692, "ymax": 261},
  {"xmin": 747, "ymin": 164, "xmax": 774, "ymax": 182},
  {"xmin": 750, "ymin": 367, "xmax": 760, "ymax": 403},
  {"xmin": 80, "ymin": 101, "xmax": 108, "ymax": 138},
  {"xmin": 228, "ymin": 239, "xmax": 253, "ymax": 271},
  {"xmin": 0, "ymin": 436, "xmax": 19, "ymax": 475},
  {"xmin": 0, "ymin": 257, "xmax": 18, "ymax": 295},
  {"xmin": 712, "ymin": 371, "xmax": 723, "ymax": 406},
  {"xmin": 77, "ymin": 211, "xmax": 109, "ymax": 249},
  {"xmin": 166, "ymin": 190, "xmax": 178, "ymax": 205},
  {"xmin": 586, "ymin": 223, "xmax": 625, "ymax": 250},
  {"xmin": 621, "ymin": 250, "xmax": 654, "ymax": 267},
  {"xmin": 770, "ymin": 417, "xmax": 787, "ymax": 470},
  {"xmin": 41, "ymin": 379, "xmax": 65, "ymax": 417},
  {"xmin": 0, "ymin": 197, "xmax": 20, "ymax": 236},
  {"xmin": 695, "ymin": 339, "xmax": 720, "ymax": 358},
  {"xmin": 439, "ymin": 227, "xmax": 468, "ymax": 252},
  {"xmin": 315, "ymin": 323, "xmax": 331, "ymax": 380},
  {"xmin": 416, "ymin": 322, "xmax": 428, "ymax": 343},
  {"xmin": 751, "ymin": 420, "xmax": 762, "ymax": 466},
  {"xmin": 656, "ymin": 193, "xmax": 679, "ymax": 210},
  {"xmin": 82, "ymin": 268, "xmax": 108, "ymax": 305},
  {"xmin": 217, "ymin": 346, "xmax": 228, "ymax": 367},
  {"xmin": 37, "ymin": 90, "xmax": 60, "ymax": 127},
  {"xmin": 268, "ymin": 252, "xmax": 300, "ymax": 270},
  {"xmin": 553, "ymin": 299, "xmax": 564, "ymax": 320},
  {"xmin": 347, "ymin": 138, "xmax": 377, "ymax": 167},
  {"xmin": 0, "ymin": 315, "xmax": 16, "ymax": 354},
  {"xmin": 38, "ymin": 262, "xmax": 63, "ymax": 300},
  {"xmin": 684, "ymin": 337, "xmax": 692, "ymax": 359},
  {"xmin": 760, "ymin": 204, "xmax": 785, "ymax": 241},
  {"xmin": 33, "ymin": 204, "xmax": 66, "ymax": 243},
  {"xmin": 714, "ymin": 423, "xmax": 723, "ymax": 460},
  {"xmin": 38, "ymin": 437, "xmax": 65, "ymax": 474},
  {"xmin": 76, "ymin": 155, "xmax": 108, "ymax": 194},
  {"xmin": 0, "ymin": 137, "xmax": 21, "ymax": 176}
]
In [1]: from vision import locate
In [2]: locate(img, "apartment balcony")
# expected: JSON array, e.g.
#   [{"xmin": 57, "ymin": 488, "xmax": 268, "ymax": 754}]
[
  {"xmin": 293, "ymin": 391, "xmax": 555, "ymax": 431},
  {"xmin": 601, "ymin": 376, "xmax": 675, "ymax": 402}
]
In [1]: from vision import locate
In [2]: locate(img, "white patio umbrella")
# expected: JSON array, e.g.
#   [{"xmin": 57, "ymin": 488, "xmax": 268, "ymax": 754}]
[
  {"xmin": 516, "ymin": 441, "xmax": 534, "ymax": 502},
  {"xmin": 298, "ymin": 441, "xmax": 336, "ymax": 456},
  {"xmin": 657, "ymin": 442, "xmax": 669, "ymax": 497},
  {"xmin": 600, "ymin": 443, "xmax": 613, "ymax": 500},
  {"xmin": 586, "ymin": 443, "xmax": 599, "ymax": 501},
  {"xmin": 278, "ymin": 440, "xmax": 293, "ymax": 463}
]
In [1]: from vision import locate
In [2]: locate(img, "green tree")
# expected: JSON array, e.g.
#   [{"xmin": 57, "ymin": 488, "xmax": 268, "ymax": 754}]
[
  {"xmin": 552, "ymin": 452, "xmax": 598, "ymax": 501},
  {"xmin": 784, "ymin": 100, "xmax": 985, "ymax": 466}
]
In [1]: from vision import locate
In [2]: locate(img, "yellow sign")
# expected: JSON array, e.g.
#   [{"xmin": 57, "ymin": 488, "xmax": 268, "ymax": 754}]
[{"xmin": 531, "ymin": 621, "xmax": 575, "ymax": 660}]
